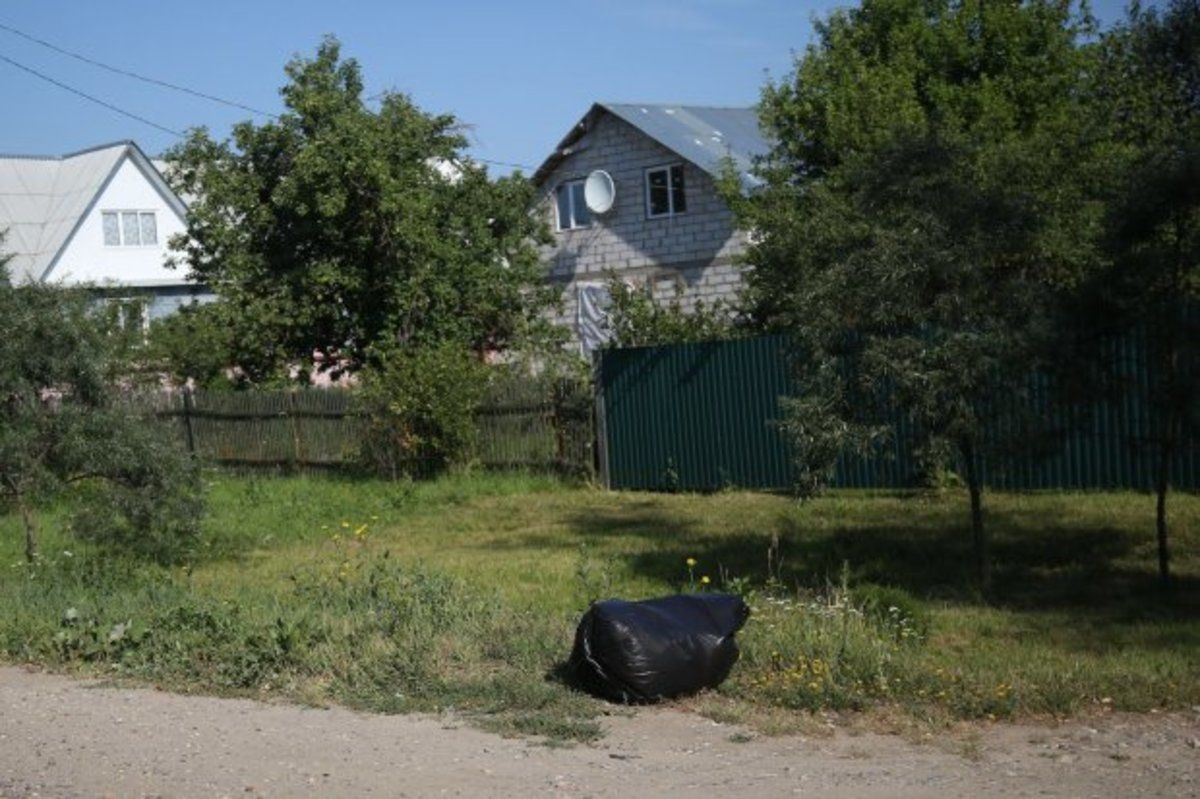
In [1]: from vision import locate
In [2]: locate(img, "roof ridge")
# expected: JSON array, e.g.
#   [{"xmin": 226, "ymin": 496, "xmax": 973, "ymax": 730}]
[
  {"xmin": 0, "ymin": 140, "xmax": 134, "ymax": 162},
  {"xmin": 600, "ymin": 101, "xmax": 755, "ymax": 111}
]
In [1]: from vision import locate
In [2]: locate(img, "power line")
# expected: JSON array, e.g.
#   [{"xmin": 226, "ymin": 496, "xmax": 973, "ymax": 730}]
[
  {"xmin": 0, "ymin": 32, "xmax": 535, "ymax": 172},
  {"xmin": 0, "ymin": 51, "xmax": 185, "ymax": 137},
  {"xmin": 0, "ymin": 21, "xmax": 275, "ymax": 118}
]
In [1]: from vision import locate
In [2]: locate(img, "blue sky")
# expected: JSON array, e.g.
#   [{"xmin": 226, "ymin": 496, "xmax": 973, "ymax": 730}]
[{"xmin": 1, "ymin": 0, "xmax": 1135, "ymax": 175}]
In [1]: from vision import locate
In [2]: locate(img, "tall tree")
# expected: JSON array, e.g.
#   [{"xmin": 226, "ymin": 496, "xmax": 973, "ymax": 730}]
[
  {"xmin": 1087, "ymin": 0, "xmax": 1199, "ymax": 586},
  {"xmin": 733, "ymin": 0, "xmax": 1100, "ymax": 594},
  {"xmin": 165, "ymin": 37, "xmax": 554, "ymax": 383}
]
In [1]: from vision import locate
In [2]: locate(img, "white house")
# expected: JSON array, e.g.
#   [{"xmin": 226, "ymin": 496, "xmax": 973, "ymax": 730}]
[{"xmin": 0, "ymin": 140, "xmax": 212, "ymax": 326}]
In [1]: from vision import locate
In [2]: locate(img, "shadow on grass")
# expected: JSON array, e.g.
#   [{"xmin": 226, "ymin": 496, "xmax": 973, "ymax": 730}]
[{"xmin": 561, "ymin": 499, "xmax": 1200, "ymax": 627}]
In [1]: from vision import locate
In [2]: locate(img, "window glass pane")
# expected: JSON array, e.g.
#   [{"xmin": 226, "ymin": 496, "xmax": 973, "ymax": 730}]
[
  {"xmin": 647, "ymin": 169, "xmax": 670, "ymax": 216},
  {"xmin": 121, "ymin": 212, "xmax": 140, "ymax": 246},
  {"xmin": 139, "ymin": 212, "xmax": 158, "ymax": 245},
  {"xmin": 556, "ymin": 185, "xmax": 572, "ymax": 230},
  {"xmin": 571, "ymin": 182, "xmax": 591, "ymax": 227},
  {"xmin": 102, "ymin": 212, "xmax": 120, "ymax": 245},
  {"xmin": 670, "ymin": 166, "xmax": 687, "ymax": 214}
]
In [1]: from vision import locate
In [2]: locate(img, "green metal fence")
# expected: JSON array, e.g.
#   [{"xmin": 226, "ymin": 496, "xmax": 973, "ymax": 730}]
[{"xmin": 597, "ymin": 334, "xmax": 1199, "ymax": 492}]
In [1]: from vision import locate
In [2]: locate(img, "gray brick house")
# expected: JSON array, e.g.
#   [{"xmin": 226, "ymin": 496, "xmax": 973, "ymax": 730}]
[{"xmin": 531, "ymin": 103, "xmax": 769, "ymax": 353}]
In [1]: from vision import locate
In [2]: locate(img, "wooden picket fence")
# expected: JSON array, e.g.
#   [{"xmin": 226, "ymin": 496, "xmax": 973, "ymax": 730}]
[{"xmin": 133, "ymin": 383, "xmax": 594, "ymax": 476}]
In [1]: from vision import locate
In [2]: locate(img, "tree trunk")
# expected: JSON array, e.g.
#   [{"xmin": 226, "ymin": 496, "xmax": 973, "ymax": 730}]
[
  {"xmin": 962, "ymin": 440, "xmax": 991, "ymax": 596},
  {"xmin": 18, "ymin": 497, "xmax": 38, "ymax": 564},
  {"xmin": 1154, "ymin": 213, "xmax": 1188, "ymax": 590},
  {"xmin": 1155, "ymin": 466, "xmax": 1171, "ymax": 588},
  {"xmin": 1154, "ymin": 406, "xmax": 1177, "ymax": 590},
  {"xmin": 1153, "ymin": 300, "xmax": 1181, "ymax": 590}
]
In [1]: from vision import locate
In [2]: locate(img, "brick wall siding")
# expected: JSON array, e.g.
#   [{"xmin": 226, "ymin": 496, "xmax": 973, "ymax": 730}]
[{"xmin": 534, "ymin": 111, "xmax": 748, "ymax": 346}]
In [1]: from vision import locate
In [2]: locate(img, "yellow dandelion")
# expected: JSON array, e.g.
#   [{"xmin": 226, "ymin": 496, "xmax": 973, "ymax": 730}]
[
  {"xmin": 686, "ymin": 557, "xmax": 697, "ymax": 567},
  {"xmin": 700, "ymin": 575, "xmax": 711, "ymax": 585}
]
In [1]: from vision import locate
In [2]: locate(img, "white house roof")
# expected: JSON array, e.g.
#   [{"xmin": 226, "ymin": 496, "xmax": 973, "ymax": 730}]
[
  {"xmin": 0, "ymin": 141, "xmax": 185, "ymax": 283},
  {"xmin": 532, "ymin": 102, "xmax": 771, "ymax": 190}
]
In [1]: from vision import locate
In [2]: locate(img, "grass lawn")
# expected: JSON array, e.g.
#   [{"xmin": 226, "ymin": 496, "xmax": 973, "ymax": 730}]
[{"xmin": 2, "ymin": 472, "xmax": 1197, "ymax": 741}]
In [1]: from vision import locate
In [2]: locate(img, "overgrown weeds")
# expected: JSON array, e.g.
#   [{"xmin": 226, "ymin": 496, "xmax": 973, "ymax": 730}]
[{"xmin": 1, "ymin": 474, "xmax": 1197, "ymax": 741}]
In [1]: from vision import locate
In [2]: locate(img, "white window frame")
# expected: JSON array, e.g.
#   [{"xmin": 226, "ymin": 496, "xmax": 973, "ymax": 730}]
[
  {"xmin": 555, "ymin": 179, "xmax": 591, "ymax": 231},
  {"xmin": 644, "ymin": 163, "xmax": 687, "ymax": 219},
  {"xmin": 101, "ymin": 210, "xmax": 159, "ymax": 247}
]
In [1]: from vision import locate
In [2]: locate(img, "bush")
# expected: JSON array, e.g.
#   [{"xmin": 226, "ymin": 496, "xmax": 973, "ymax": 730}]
[
  {"xmin": 356, "ymin": 344, "xmax": 490, "ymax": 478},
  {"xmin": 69, "ymin": 417, "xmax": 206, "ymax": 565},
  {"xmin": 606, "ymin": 273, "xmax": 738, "ymax": 348},
  {"xmin": 144, "ymin": 301, "xmax": 241, "ymax": 389},
  {"xmin": 0, "ymin": 275, "xmax": 207, "ymax": 563}
]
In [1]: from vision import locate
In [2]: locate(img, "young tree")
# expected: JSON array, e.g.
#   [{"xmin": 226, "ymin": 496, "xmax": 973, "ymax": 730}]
[
  {"xmin": 0, "ymin": 257, "xmax": 204, "ymax": 563},
  {"xmin": 166, "ymin": 37, "xmax": 554, "ymax": 382},
  {"xmin": 604, "ymin": 273, "xmax": 737, "ymax": 348},
  {"xmin": 1086, "ymin": 0, "xmax": 1199, "ymax": 586},
  {"xmin": 734, "ymin": 0, "xmax": 1100, "ymax": 594}
]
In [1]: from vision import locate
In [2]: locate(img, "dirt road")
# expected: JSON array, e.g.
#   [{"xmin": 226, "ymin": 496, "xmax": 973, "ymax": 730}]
[{"xmin": 0, "ymin": 667, "xmax": 1196, "ymax": 798}]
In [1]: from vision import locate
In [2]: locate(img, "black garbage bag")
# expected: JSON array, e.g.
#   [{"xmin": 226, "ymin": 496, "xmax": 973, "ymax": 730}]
[{"xmin": 566, "ymin": 593, "xmax": 750, "ymax": 703}]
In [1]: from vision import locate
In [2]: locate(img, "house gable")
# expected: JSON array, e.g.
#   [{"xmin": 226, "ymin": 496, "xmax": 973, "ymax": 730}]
[
  {"xmin": 44, "ymin": 149, "xmax": 189, "ymax": 288},
  {"xmin": 537, "ymin": 110, "xmax": 745, "ymax": 278},
  {"xmin": 534, "ymin": 106, "xmax": 753, "ymax": 352}
]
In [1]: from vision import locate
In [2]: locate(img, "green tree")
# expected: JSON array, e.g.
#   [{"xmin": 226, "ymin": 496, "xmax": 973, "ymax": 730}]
[
  {"xmin": 145, "ymin": 301, "xmax": 242, "ymax": 389},
  {"xmin": 605, "ymin": 273, "xmax": 737, "ymax": 348},
  {"xmin": 165, "ymin": 37, "xmax": 554, "ymax": 382},
  {"xmin": 0, "ymin": 255, "xmax": 204, "ymax": 563},
  {"xmin": 355, "ymin": 343, "xmax": 490, "ymax": 478},
  {"xmin": 1085, "ymin": 0, "xmax": 1199, "ymax": 586},
  {"xmin": 734, "ymin": 0, "xmax": 1100, "ymax": 594}
]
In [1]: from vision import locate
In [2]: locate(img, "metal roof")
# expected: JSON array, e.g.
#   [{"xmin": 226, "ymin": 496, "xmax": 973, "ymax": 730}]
[
  {"xmin": 0, "ymin": 141, "xmax": 184, "ymax": 283},
  {"xmin": 532, "ymin": 102, "xmax": 770, "ymax": 190}
]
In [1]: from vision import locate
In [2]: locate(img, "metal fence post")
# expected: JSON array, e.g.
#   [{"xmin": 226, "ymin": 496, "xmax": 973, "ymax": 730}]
[{"xmin": 592, "ymin": 350, "xmax": 610, "ymax": 488}]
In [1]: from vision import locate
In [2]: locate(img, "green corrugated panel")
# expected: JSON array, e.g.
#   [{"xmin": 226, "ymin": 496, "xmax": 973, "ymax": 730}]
[
  {"xmin": 602, "ymin": 337, "xmax": 793, "ymax": 490},
  {"xmin": 600, "ymin": 334, "xmax": 1199, "ymax": 493}
]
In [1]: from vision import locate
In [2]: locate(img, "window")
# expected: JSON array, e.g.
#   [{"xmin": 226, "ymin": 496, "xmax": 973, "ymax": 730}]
[
  {"xmin": 101, "ymin": 210, "xmax": 158, "ymax": 246},
  {"xmin": 645, "ymin": 164, "xmax": 687, "ymax": 218},
  {"xmin": 104, "ymin": 297, "xmax": 150, "ymax": 335},
  {"xmin": 555, "ymin": 180, "xmax": 591, "ymax": 231}
]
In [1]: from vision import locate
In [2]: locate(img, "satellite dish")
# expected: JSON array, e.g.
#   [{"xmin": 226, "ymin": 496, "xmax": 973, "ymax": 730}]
[{"xmin": 583, "ymin": 170, "xmax": 616, "ymax": 214}]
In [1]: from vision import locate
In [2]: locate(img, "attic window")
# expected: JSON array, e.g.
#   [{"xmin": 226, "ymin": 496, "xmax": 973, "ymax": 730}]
[
  {"xmin": 645, "ymin": 164, "xmax": 686, "ymax": 218},
  {"xmin": 102, "ymin": 210, "xmax": 158, "ymax": 246},
  {"xmin": 555, "ymin": 180, "xmax": 591, "ymax": 231}
]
